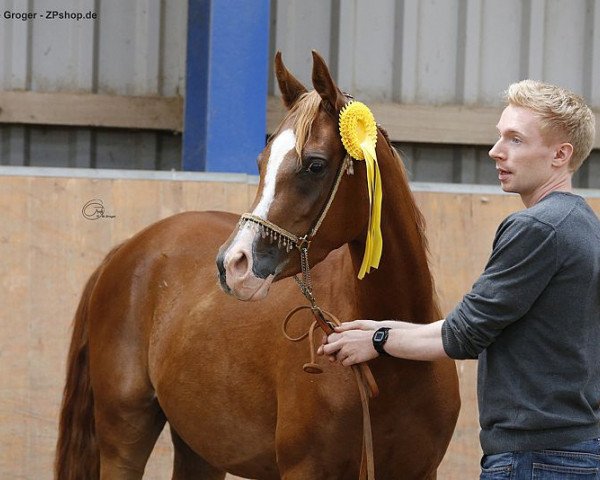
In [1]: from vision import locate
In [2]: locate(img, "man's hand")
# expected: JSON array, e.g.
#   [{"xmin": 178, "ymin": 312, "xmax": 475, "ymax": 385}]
[
  {"xmin": 317, "ymin": 319, "xmax": 449, "ymax": 364},
  {"xmin": 335, "ymin": 320, "xmax": 381, "ymax": 332},
  {"xmin": 317, "ymin": 322, "xmax": 381, "ymax": 366}
]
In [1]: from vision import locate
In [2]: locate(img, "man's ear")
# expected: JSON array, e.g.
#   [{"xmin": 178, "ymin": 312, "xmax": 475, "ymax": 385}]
[{"xmin": 552, "ymin": 143, "xmax": 574, "ymax": 168}]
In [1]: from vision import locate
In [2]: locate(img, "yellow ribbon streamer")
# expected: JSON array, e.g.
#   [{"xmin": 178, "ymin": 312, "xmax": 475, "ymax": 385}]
[{"xmin": 339, "ymin": 101, "xmax": 383, "ymax": 279}]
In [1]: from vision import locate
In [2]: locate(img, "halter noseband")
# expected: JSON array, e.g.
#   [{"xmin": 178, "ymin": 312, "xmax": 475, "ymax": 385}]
[
  {"xmin": 236, "ymin": 93, "xmax": 377, "ymax": 480},
  {"xmin": 237, "ymin": 154, "xmax": 353, "ymax": 307},
  {"xmin": 237, "ymin": 140, "xmax": 378, "ymax": 480}
]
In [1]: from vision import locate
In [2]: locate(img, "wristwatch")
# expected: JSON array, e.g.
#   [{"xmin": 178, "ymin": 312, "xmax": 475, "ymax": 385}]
[{"xmin": 372, "ymin": 327, "xmax": 391, "ymax": 356}]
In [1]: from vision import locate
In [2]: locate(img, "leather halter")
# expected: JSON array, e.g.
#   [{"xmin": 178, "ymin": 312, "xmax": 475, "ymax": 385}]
[
  {"xmin": 237, "ymin": 148, "xmax": 379, "ymax": 479},
  {"xmin": 238, "ymin": 153, "xmax": 352, "ymax": 313}
]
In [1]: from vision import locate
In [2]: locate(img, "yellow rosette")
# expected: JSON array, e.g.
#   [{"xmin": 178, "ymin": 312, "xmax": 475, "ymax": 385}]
[{"xmin": 339, "ymin": 101, "xmax": 383, "ymax": 279}]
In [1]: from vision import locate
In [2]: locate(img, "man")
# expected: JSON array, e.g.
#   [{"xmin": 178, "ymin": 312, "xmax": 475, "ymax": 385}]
[{"xmin": 319, "ymin": 80, "xmax": 600, "ymax": 478}]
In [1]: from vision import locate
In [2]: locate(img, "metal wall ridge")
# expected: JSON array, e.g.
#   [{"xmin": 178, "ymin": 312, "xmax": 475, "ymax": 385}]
[
  {"xmin": 0, "ymin": 165, "xmax": 258, "ymax": 184},
  {"xmin": 2, "ymin": 165, "xmax": 598, "ymax": 198}
]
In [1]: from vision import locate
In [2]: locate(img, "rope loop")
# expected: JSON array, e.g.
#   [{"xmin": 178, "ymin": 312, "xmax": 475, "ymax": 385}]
[
  {"xmin": 282, "ymin": 305, "xmax": 314, "ymax": 342},
  {"xmin": 281, "ymin": 303, "xmax": 378, "ymax": 479}
]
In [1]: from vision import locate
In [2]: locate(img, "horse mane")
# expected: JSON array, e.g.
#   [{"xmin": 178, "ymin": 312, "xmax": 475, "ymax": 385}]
[
  {"xmin": 378, "ymin": 126, "xmax": 443, "ymax": 319},
  {"xmin": 378, "ymin": 125, "xmax": 430, "ymax": 256},
  {"xmin": 274, "ymin": 92, "xmax": 441, "ymax": 318},
  {"xmin": 291, "ymin": 91, "xmax": 322, "ymax": 157}
]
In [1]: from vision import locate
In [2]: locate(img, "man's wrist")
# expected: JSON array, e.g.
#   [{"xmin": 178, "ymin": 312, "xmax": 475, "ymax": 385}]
[{"xmin": 372, "ymin": 327, "xmax": 391, "ymax": 356}]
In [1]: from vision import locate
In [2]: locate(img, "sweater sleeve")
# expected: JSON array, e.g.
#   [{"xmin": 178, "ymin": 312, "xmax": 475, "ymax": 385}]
[{"xmin": 442, "ymin": 214, "xmax": 558, "ymax": 360}]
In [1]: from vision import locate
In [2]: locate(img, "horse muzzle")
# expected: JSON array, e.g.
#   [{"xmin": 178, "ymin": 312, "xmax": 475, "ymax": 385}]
[{"xmin": 216, "ymin": 228, "xmax": 282, "ymax": 301}]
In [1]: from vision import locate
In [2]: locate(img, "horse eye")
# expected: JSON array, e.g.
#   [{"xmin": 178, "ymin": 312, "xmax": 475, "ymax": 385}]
[{"xmin": 307, "ymin": 160, "xmax": 325, "ymax": 175}]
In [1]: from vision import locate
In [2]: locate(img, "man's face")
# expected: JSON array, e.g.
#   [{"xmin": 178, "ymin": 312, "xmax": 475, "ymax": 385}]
[{"xmin": 489, "ymin": 105, "xmax": 560, "ymax": 206}]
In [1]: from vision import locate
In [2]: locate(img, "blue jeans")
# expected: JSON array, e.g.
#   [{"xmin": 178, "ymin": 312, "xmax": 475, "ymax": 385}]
[{"xmin": 480, "ymin": 439, "xmax": 600, "ymax": 479}]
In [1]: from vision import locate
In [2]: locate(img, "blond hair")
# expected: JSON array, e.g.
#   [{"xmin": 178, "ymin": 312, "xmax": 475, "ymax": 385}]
[{"xmin": 505, "ymin": 80, "xmax": 596, "ymax": 172}]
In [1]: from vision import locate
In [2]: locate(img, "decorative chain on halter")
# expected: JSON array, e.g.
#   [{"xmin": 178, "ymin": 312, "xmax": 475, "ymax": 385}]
[
  {"xmin": 295, "ymin": 246, "xmax": 315, "ymax": 305},
  {"xmin": 237, "ymin": 98, "xmax": 382, "ymax": 480},
  {"xmin": 238, "ymin": 153, "xmax": 352, "ymax": 314}
]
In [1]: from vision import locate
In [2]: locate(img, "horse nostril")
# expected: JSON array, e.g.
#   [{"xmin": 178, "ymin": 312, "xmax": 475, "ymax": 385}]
[
  {"xmin": 216, "ymin": 254, "xmax": 227, "ymax": 280},
  {"xmin": 229, "ymin": 251, "xmax": 250, "ymax": 277}
]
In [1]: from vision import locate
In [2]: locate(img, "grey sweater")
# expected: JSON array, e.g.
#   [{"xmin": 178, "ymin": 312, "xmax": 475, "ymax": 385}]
[{"xmin": 442, "ymin": 192, "xmax": 600, "ymax": 455}]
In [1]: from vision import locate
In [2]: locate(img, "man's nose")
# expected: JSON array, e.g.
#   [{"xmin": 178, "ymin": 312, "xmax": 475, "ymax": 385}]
[{"xmin": 489, "ymin": 140, "xmax": 503, "ymax": 160}]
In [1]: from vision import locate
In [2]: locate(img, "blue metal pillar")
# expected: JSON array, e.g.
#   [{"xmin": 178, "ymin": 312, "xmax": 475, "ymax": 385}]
[{"xmin": 183, "ymin": 0, "xmax": 270, "ymax": 173}]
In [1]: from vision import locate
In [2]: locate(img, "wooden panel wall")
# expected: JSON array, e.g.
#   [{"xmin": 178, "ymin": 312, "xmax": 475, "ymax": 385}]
[
  {"xmin": 0, "ymin": 173, "xmax": 256, "ymax": 479},
  {"xmin": 1, "ymin": 173, "xmax": 598, "ymax": 479}
]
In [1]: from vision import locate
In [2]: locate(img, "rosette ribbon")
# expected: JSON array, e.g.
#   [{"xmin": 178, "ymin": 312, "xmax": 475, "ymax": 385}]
[{"xmin": 339, "ymin": 101, "xmax": 383, "ymax": 279}]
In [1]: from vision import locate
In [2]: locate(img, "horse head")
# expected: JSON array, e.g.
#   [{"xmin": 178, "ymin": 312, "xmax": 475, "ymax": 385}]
[{"xmin": 217, "ymin": 51, "xmax": 370, "ymax": 301}]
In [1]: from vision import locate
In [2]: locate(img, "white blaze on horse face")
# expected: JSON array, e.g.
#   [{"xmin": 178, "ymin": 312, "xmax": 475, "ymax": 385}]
[
  {"xmin": 253, "ymin": 128, "xmax": 296, "ymax": 218},
  {"xmin": 221, "ymin": 129, "xmax": 295, "ymax": 300}
]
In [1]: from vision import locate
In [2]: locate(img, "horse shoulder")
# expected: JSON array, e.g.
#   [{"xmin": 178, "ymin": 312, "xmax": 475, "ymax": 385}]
[{"xmin": 86, "ymin": 211, "xmax": 240, "ymax": 393}]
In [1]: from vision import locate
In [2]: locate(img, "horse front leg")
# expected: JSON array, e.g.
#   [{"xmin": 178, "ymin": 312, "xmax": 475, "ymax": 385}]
[
  {"xmin": 275, "ymin": 409, "xmax": 362, "ymax": 480},
  {"xmin": 170, "ymin": 428, "xmax": 226, "ymax": 480},
  {"xmin": 278, "ymin": 458, "xmax": 359, "ymax": 480}
]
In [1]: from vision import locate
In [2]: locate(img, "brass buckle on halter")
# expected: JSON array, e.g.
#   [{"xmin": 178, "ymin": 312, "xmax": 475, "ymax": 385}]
[
  {"xmin": 296, "ymin": 235, "xmax": 311, "ymax": 250},
  {"xmin": 310, "ymin": 305, "xmax": 336, "ymax": 334}
]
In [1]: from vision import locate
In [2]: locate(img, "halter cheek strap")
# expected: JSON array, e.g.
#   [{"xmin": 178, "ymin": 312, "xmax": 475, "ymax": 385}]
[
  {"xmin": 237, "ymin": 145, "xmax": 378, "ymax": 480},
  {"xmin": 238, "ymin": 153, "xmax": 352, "ymax": 308},
  {"xmin": 239, "ymin": 154, "xmax": 351, "ymax": 252}
]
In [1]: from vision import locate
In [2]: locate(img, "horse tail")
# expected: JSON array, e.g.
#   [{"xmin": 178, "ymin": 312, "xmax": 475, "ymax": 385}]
[{"xmin": 55, "ymin": 246, "xmax": 120, "ymax": 480}]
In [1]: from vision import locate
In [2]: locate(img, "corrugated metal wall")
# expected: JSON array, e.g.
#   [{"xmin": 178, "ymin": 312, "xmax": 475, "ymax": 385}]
[
  {"xmin": 270, "ymin": 0, "xmax": 600, "ymax": 187},
  {"xmin": 271, "ymin": 0, "xmax": 600, "ymax": 105},
  {"xmin": 0, "ymin": 0, "xmax": 186, "ymax": 169},
  {"xmin": 1, "ymin": 0, "xmax": 599, "ymax": 186}
]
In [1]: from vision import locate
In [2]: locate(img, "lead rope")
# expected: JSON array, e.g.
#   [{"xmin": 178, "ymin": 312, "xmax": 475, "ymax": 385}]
[
  {"xmin": 239, "ymin": 154, "xmax": 377, "ymax": 478},
  {"xmin": 287, "ymin": 248, "xmax": 378, "ymax": 480},
  {"xmin": 282, "ymin": 304, "xmax": 376, "ymax": 480}
]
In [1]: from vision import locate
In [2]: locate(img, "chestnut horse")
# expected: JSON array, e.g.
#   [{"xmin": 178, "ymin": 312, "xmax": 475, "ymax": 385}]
[{"xmin": 56, "ymin": 51, "xmax": 460, "ymax": 479}]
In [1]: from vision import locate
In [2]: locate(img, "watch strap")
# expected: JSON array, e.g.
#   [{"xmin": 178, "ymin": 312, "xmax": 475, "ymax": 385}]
[{"xmin": 372, "ymin": 327, "xmax": 391, "ymax": 356}]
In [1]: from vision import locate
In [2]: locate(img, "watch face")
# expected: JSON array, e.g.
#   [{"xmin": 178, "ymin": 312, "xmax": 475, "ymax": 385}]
[{"xmin": 374, "ymin": 331, "xmax": 385, "ymax": 342}]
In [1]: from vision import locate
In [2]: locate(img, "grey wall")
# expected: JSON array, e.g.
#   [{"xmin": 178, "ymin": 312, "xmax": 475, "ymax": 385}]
[
  {"xmin": 270, "ymin": 0, "xmax": 600, "ymax": 187},
  {"xmin": 271, "ymin": 0, "xmax": 600, "ymax": 106},
  {"xmin": 1, "ymin": 0, "xmax": 599, "ymax": 186},
  {"xmin": 0, "ymin": 0, "xmax": 186, "ymax": 169}
]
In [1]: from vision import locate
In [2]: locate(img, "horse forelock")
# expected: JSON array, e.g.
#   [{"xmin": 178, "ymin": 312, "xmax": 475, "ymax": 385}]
[
  {"xmin": 271, "ymin": 91, "xmax": 323, "ymax": 168},
  {"xmin": 291, "ymin": 91, "xmax": 322, "ymax": 158}
]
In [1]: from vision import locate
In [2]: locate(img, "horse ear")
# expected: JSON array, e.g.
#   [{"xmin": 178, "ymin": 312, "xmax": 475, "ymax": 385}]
[
  {"xmin": 311, "ymin": 50, "xmax": 346, "ymax": 113},
  {"xmin": 275, "ymin": 51, "xmax": 308, "ymax": 109}
]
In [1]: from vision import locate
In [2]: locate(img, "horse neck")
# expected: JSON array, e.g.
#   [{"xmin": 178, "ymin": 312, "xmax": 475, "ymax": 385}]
[{"xmin": 349, "ymin": 145, "xmax": 440, "ymax": 324}]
